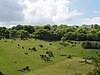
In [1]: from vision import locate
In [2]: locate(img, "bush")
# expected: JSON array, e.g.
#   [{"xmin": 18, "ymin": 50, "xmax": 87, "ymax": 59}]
[
  {"xmin": 87, "ymin": 67, "xmax": 100, "ymax": 75},
  {"xmin": 39, "ymin": 44, "xmax": 43, "ymax": 47},
  {"xmin": 32, "ymin": 47, "xmax": 37, "ymax": 51},
  {"xmin": 0, "ymin": 71, "xmax": 4, "ymax": 75},
  {"xmin": 67, "ymin": 54, "xmax": 72, "ymax": 59}
]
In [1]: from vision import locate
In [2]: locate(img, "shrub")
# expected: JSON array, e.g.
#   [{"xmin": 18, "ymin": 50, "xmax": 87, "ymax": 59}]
[
  {"xmin": 49, "ymin": 43, "xmax": 52, "ymax": 45},
  {"xmin": 28, "ymin": 48, "xmax": 31, "ymax": 50},
  {"xmin": 32, "ymin": 47, "xmax": 37, "ymax": 51},
  {"xmin": 0, "ymin": 71, "xmax": 4, "ymax": 75},
  {"xmin": 39, "ymin": 45, "xmax": 43, "ymax": 47},
  {"xmin": 68, "ymin": 54, "xmax": 72, "ymax": 59}
]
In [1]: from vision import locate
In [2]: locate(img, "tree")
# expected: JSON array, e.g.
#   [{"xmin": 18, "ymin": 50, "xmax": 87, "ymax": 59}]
[
  {"xmin": 52, "ymin": 25, "xmax": 57, "ymax": 31},
  {"xmin": 16, "ymin": 25, "xmax": 24, "ymax": 30},
  {"xmin": 96, "ymin": 31, "xmax": 100, "ymax": 41},
  {"xmin": 93, "ymin": 24, "xmax": 100, "ymax": 29},
  {"xmin": 65, "ymin": 27, "xmax": 74, "ymax": 33},
  {"xmin": 34, "ymin": 29, "xmax": 57, "ymax": 41},
  {"xmin": 76, "ymin": 27, "xmax": 87, "ymax": 34},
  {"xmin": 89, "ymin": 28, "xmax": 97, "ymax": 34},
  {"xmin": 0, "ymin": 27, "xmax": 10, "ymax": 38},
  {"xmin": 97, "ymin": 42, "xmax": 100, "ymax": 49},
  {"xmin": 64, "ymin": 32, "xmax": 77, "ymax": 40},
  {"xmin": 23, "ymin": 25, "xmax": 35, "ymax": 34},
  {"xmin": 17, "ymin": 30, "xmax": 30, "ymax": 39},
  {"xmin": 87, "ymin": 33, "xmax": 95, "ymax": 41},
  {"xmin": 10, "ymin": 29, "xmax": 17, "ymax": 38},
  {"xmin": 55, "ymin": 29, "xmax": 65, "ymax": 40},
  {"xmin": 43, "ymin": 24, "xmax": 51, "ymax": 30},
  {"xmin": 77, "ymin": 33, "xmax": 87, "ymax": 41}
]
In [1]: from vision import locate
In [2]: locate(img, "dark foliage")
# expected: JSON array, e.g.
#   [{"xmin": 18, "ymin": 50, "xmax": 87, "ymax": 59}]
[
  {"xmin": 82, "ymin": 41, "xmax": 100, "ymax": 49},
  {"xmin": 0, "ymin": 24, "xmax": 100, "ymax": 41},
  {"xmin": 0, "ymin": 71, "xmax": 4, "ymax": 75}
]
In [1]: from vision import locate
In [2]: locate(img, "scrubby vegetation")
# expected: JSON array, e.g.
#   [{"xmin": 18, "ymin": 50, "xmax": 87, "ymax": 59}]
[
  {"xmin": 87, "ymin": 57, "xmax": 100, "ymax": 75},
  {"xmin": 0, "ymin": 24, "xmax": 100, "ymax": 75}
]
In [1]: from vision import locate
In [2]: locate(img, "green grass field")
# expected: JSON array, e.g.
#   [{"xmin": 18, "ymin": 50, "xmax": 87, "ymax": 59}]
[{"xmin": 0, "ymin": 39, "xmax": 100, "ymax": 75}]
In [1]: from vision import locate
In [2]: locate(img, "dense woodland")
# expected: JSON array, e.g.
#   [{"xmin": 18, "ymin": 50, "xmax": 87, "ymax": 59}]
[{"xmin": 0, "ymin": 24, "xmax": 100, "ymax": 41}]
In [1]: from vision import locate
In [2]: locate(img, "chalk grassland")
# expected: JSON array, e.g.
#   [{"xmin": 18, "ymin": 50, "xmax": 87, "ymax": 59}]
[
  {"xmin": 0, "ymin": 39, "xmax": 100, "ymax": 75},
  {"xmin": 26, "ymin": 57, "xmax": 94, "ymax": 75}
]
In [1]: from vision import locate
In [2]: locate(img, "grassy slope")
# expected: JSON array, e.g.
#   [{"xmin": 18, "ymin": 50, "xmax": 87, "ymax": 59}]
[
  {"xmin": 0, "ymin": 39, "xmax": 100, "ymax": 75},
  {"xmin": 26, "ymin": 57, "xmax": 94, "ymax": 75}
]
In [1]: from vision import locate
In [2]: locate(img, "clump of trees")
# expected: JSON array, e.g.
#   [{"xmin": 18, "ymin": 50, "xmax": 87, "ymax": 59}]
[
  {"xmin": 0, "ymin": 24, "xmax": 100, "ymax": 41},
  {"xmin": 82, "ymin": 41, "xmax": 100, "ymax": 49}
]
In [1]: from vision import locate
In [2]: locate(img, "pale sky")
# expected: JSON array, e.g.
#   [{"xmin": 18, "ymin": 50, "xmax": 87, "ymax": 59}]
[{"xmin": 0, "ymin": 0, "xmax": 100, "ymax": 27}]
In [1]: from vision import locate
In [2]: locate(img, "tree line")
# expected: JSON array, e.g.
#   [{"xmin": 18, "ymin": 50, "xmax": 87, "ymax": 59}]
[
  {"xmin": 0, "ymin": 24, "xmax": 100, "ymax": 41},
  {"xmin": 82, "ymin": 41, "xmax": 100, "ymax": 49}
]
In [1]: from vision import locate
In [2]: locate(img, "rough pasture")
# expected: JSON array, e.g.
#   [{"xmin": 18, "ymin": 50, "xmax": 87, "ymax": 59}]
[{"xmin": 0, "ymin": 39, "xmax": 100, "ymax": 75}]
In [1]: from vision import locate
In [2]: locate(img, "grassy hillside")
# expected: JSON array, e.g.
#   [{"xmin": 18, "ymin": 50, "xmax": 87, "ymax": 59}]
[
  {"xmin": 26, "ymin": 57, "xmax": 94, "ymax": 75},
  {"xmin": 0, "ymin": 39, "xmax": 100, "ymax": 75}
]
